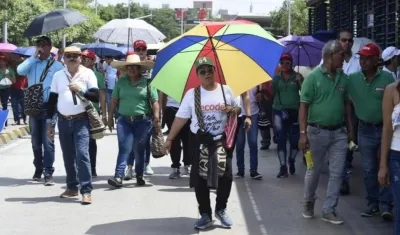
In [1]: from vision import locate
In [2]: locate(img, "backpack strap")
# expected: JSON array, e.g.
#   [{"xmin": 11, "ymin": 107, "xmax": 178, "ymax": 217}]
[{"xmin": 194, "ymin": 86, "xmax": 204, "ymax": 131}]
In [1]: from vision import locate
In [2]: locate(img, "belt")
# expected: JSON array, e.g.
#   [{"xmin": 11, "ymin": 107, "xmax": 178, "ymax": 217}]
[
  {"xmin": 308, "ymin": 123, "xmax": 343, "ymax": 131},
  {"xmin": 359, "ymin": 120, "xmax": 383, "ymax": 127},
  {"xmin": 122, "ymin": 114, "xmax": 151, "ymax": 121},
  {"xmin": 59, "ymin": 112, "xmax": 87, "ymax": 120}
]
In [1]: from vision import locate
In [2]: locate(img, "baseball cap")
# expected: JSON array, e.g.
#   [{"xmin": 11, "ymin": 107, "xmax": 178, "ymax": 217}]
[
  {"xmin": 280, "ymin": 53, "xmax": 293, "ymax": 62},
  {"xmin": 133, "ymin": 40, "xmax": 147, "ymax": 49},
  {"xmin": 382, "ymin": 46, "xmax": 400, "ymax": 61},
  {"xmin": 195, "ymin": 56, "xmax": 214, "ymax": 69},
  {"xmin": 64, "ymin": 46, "xmax": 82, "ymax": 55},
  {"xmin": 81, "ymin": 50, "xmax": 96, "ymax": 60},
  {"xmin": 357, "ymin": 43, "xmax": 380, "ymax": 57},
  {"xmin": 35, "ymin": 36, "xmax": 52, "ymax": 45}
]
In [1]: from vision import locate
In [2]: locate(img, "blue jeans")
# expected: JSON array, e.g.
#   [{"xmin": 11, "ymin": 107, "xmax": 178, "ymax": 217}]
[
  {"xmin": 29, "ymin": 110, "xmax": 56, "ymax": 176},
  {"xmin": 358, "ymin": 122, "xmax": 393, "ymax": 210},
  {"xmin": 58, "ymin": 116, "xmax": 92, "ymax": 195},
  {"xmin": 273, "ymin": 109, "xmax": 299, "ymax": 166},
  {"xmin": 114, "ymin": 116, "xmax": 152, "ymax": 177},
  {"xmin": 127, "ymin": 134, "xmax": 151, "ymax": 166},
  {"xmin": 235, "ymin": 115, "xmax": 258, "ymax": 172},
  {"xmin": 9, "ymin": 88, "xmax": 25, "ymax": 122},
  {"xmin": 389, "ymin": 150, "xmax": 400, "ymax": 234}
]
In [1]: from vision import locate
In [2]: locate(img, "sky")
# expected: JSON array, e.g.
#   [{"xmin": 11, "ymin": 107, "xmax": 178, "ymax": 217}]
[{"xmin": 96, "ymin": 0, "xmax": 285, "ymax": 15}]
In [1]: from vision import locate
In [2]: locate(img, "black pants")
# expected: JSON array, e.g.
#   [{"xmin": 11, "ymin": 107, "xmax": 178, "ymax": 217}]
[
  {"xmin": 260, "ymin": 97, "xmax": 274, "ymax": 146},
  {"xmin": 195, "ymin": 176, "xmax": 233, "ymax": 216},
  {"xmin": 89, "ymin": 138, "xmax": 97, "ymax": 170},
  {"xmin": 164, "ymin": 106, "xmax": 191, "ymax": 168}
]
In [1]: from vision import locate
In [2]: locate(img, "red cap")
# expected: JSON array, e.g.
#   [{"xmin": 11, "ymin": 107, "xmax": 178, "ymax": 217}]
[
  {"xmin": 0, "ymin": 55, "xmax": 7, "ymax": 61},
  {"xmin": 133, "ymin": 40, "xmax": 147, "ymax": 49},
  {"xmin": 81, "ymin": 50, "xmax": 96, "ymax": 60},
  {"xmin": 358, "ymin": 43, "xmax": 380, "ymax": 57},
  {"xmin": 280, "ymin": 53, "xmax": 292, "ymax": 62}
]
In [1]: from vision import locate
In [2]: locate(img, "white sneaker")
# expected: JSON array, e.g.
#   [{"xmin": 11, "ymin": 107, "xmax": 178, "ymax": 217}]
[
  {"xmin": 182, "ymin": 165, "xmax": 190, "ymax": 175},
  {"xmin": 144, "ymin": 164, "xmax": 154, "ymax": 175},
  {"xmin": 124, "ymin": 168, "xmax": 133, "ymax": 180}
]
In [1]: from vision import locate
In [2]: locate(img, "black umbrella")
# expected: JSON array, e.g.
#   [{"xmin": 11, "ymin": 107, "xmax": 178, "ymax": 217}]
[{"xmin": 23, "ymin": 9, "xmax": 88, "ymax": 38}]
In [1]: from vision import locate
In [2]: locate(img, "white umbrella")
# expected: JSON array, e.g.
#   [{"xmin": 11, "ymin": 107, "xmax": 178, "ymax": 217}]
[
  {"xmin": 93, "ymin": 18, "xmax": 166, "ymax": 45},
  {"xmin": 351, "ymin": 37, "xmax": 380, "ymax": 55}
]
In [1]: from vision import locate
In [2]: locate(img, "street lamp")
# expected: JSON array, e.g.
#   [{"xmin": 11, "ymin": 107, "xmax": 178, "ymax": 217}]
[{"xmin": 287, "ymin": 0, "xmax": 291, "ymax": 35}]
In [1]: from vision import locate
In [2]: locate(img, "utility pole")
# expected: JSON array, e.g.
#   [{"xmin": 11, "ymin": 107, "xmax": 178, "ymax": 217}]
[
  {"xmin": 287, "ymin": 0, "xmax": 291, "ymax": 35},
  {"xmin": 95, "ymin": 0, "xmax": 98, "ymax": 15},
  {"xmin": 128, "ymin": 0, "xmax": 131, "ymax": 18},
  {"xmin": 180, "ymin": 8, "xmax": 184, "ymax": 34},
  {"xmin": 62, "ymin": 0, "xmax": 66, "ymax": 48},
  {"xmin": 3, "ymin": 0, "xmax": 8, "ymax": 43},
  {"xmin": 250, "ymin": 2, "xmax": 253, "ymax": 13}
]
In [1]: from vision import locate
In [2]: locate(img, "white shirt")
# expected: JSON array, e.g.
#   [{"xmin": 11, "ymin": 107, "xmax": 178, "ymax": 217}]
[
  {"xmin": 240, "ymin": 86, "xmax": 259, "ymax": 116},
  {"xmin": 320, "ymin": 54, "xmax": 361, "ymax": 75},
  {"xmin": 166, "ymin": 96, "xmax": 180, "ymax": 108},
  {"xmin": 176, "ymin": 85, "xmax": 239, "ymax": 135},
  {"xmin": 383, "ymin": 66, "xmax": 397, "ymax": 81},
  {"xmin": 51, "ymin": 66, "xmax": 98, "ymax": 116}
]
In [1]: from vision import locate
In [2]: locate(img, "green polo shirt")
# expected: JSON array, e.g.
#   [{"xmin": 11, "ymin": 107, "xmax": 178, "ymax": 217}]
[
  {"xmin": 271, "ymin": 73, "xmax": 301, "ymax": 110},
  {"xmin": 0, "ymin": 68, "xmax": 16, "ymax": 89},
  {"xmin": 92, "ymin": 71, "xmax": 106, "ymax": 112},
  {"xmin": 348, "ymin": 70, "xmax": 393, "ymax": 123},
  {"xmin": 300, "ymin": 66, "xmax": 349, "ymax": 126},
  {"xmin": 112, "ymin": 75, "xmax": 158, "ymax": 116}
]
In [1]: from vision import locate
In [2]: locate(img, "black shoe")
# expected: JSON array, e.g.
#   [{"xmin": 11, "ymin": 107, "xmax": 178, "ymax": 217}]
[
  {"xmin": 92, "ymin": 168, "xmax": 97, "ymax": 178},
  {"xmin": 250, "ymin": 171, "xmax": 263, "ymax": 180},
  {"xmin": 235, "ymin": 172, "xmax": 244, "ymax": 179},
  {"xmin": 136, "ymin": 175, "xmax": 146, "ymax": 186},
  {"xmin": 277, "ymin": 166, "xmax": 288, "ymax": 178},
  {"xmin": 360, "ymin": 207, "xmax": 380, "ymax": 217},
  {"xmin": 340, "ymin": 181, "xmax": 350, "ymax": 195},
  {"xmin": 260, "ymin": 145, "xmax": 269, "ymax": 150},
  {"xmin": 289, "ymin": 160, "xmax": 296, "ymax": 175},
  {"xmin": 32, "ymin": 169, "xmax": 43, "ymax": 181},
  {"xmin": 381, "ymin": 210, "xmax": 394, "ymax": 221},
  {"xmin": 44, "ymin": 175, "xmax": 55, "ymax": 186},
  {"xmin": 108, "ymin": 177, "xmax": 123, "ymax": 188}
]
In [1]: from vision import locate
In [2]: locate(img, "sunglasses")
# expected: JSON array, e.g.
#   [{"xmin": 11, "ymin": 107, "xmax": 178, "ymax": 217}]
[
  {"xmin": 65, "ymin": 54, "xmax": 80, "ymax": 59},
  {"xmin": 198, "ymin": 67, "xmax": 214, "ymax": 76},
  {"xmin": 36, "ymin": 42, "xmax": 50, "ymax": 47},
  {"xmin": 135, "ymin": 47, "xmax": 147, "ymax": 52},
  {"xmin": 340, "ymin": 38, "xmax": 354, "ymax": 43},
  {"xmin": 126, "ymin": 65, "xmax": 139, "ymax": 70},
  {"xmin": 280, "ymin": 61, "xmax": 291, "ymax": 65}
]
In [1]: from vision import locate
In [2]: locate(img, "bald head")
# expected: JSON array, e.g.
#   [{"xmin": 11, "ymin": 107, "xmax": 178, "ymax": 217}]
[{"xmin": 322, "ymin": 40, "xmax": 345, "ymax": 70}]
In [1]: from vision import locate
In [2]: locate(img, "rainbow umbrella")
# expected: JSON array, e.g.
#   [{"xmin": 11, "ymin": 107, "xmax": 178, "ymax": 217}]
[{"xmin": 151, "ymin": 20, "xmax": 285, "ymax": 102}]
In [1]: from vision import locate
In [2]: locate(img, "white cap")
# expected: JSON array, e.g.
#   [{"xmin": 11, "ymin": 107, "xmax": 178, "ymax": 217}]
[{"xmin": 382, "ymin": 46, "xmax": 400, "ymax": 61}]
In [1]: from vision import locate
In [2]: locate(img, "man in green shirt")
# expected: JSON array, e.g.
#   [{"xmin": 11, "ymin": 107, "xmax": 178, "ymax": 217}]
[
  {"xmin": 299, "ymin": 40, "xmax": 354, "ymax": 225},
  {"xmin": 0, "ymin": 55, "xmax": 16, "ymax": 127},
  {"xmin": 81, "ymin": 50, "xmax": 107, "ymax": 177},
  {"xmin": 347, "ymin": 43, "xmax": 394, "ymax": 220}
]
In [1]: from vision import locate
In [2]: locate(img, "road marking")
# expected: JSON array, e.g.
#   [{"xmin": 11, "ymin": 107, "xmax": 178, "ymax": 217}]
[
  {"xmin": 0, "ymin": 138, "xmax": 28, "ymax": 153},
  {"xmin": 244, "ymin": 181, "xmax": 269, "ymax": 235}
]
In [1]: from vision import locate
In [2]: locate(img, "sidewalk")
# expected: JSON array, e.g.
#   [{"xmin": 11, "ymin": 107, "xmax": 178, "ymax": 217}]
[{"xmin": 0, "ymin": 106, "xmax": 30, "ymax": 145}]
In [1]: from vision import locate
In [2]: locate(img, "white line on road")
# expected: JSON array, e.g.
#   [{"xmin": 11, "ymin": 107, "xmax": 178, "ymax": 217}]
[{"xmin": 244, "ymin": 181, "xmax": 268, "ymax": 235}]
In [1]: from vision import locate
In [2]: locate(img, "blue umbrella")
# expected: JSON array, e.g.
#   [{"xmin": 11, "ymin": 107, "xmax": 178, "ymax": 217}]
[
  {"xmin": 13, "ymin": 46, "xmax": 56, "ymax": 57},
  {"xmin": 0, "ymin": 110, "xmax": 8, "ymax": 133},
  {"xmin": 81, "ymin": 43, "xmax": 126, "ymax": 58}
]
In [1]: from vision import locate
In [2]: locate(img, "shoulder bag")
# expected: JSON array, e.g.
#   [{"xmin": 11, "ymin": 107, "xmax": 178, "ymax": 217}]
[
  {"xmin": 24, "ymin": 58, "xmax": 55, "ymax": 116},
  {"xmin": 256, "ymin": 85, "xmax": 270, "ymax": 130},
  {"xmin": 65, "ymin": 72, "xmax": 105, "ymax": 139},
  {"xmin": 147, "ymin": 80, "xmax": 167, "ymax": 158}
]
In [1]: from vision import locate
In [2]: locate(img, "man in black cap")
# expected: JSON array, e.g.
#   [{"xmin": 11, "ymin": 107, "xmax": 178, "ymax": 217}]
[{"xmin": 17, "ymin": 36, "xmax": 64, "ymax": 185}]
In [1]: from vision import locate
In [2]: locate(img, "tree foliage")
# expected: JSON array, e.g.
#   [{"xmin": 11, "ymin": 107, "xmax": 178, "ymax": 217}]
[
  {"xmin": 0, "ymin": 0, "xmax": 182, "ymax": 47},
  {"xmin": 269, "ymin": 0, "xmax": 308, "ymax": 36}
]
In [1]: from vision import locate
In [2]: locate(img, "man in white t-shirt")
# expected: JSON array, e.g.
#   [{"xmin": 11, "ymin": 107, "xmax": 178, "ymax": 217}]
[
  {"xmin": 164, "ymin": 56, "xmax": 242, "ymax": 230},
  {"xmin": 46, "ymin": 46, "xmax": 99, "ymax": 205},
  {"xmin": 381, "ymin": 46, "xmax": 400, "ymax": 81}
]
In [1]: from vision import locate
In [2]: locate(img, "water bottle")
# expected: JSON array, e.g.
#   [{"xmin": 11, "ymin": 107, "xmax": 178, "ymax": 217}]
[{"xmin": 305, "ymin": 150, "xmax": 314, "ymax": 170}]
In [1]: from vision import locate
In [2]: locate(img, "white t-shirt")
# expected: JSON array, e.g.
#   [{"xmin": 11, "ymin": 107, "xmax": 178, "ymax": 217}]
[
  {"xmin": 240, "ymin": 86, "xmax": 259, "ymax": 116},
  {"xmin": 166, "ymin": 96, "xmax": 180, "ymax": 108},
  {"xmin": 176, "ymin": 85, "xmax": 239, "ymax": 135},
  {"xmin": 51, "ymin": 66, "xmax": 98, "ymax": 116}
]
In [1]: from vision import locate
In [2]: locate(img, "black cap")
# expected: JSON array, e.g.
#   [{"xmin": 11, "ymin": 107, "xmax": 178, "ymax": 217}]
[{"xmin": 35, "ymin": 36, "xmax": 52, "ymax": 45}]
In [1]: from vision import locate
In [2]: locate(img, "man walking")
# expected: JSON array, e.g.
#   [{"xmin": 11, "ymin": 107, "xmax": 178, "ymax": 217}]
[
  {"xmin": 17, "ymin": 36, "xmax": 64, "ymax": 185},
  {"xmin": 299, "ymin": 40, "xmax": 354, "ymax": 225}
]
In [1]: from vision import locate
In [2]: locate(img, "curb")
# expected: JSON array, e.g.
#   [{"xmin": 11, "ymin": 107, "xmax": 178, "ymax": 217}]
[{"xmin": 0, "ymin": 126, "xmax": 30, "ymax": 145}]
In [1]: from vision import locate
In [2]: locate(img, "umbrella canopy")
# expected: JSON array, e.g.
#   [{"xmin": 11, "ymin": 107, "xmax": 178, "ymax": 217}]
[
  {"xmin": 0, "ymin": 43, "xmax": 17, "ymax": 53},
  {"xmin": 69, "ymin": 42, "xmax": 85, "ymax": 48},
  {"xmin": 0, "ymin": 110, "xmax": 8, "ymax": 133},
  {"xmin": 352, "ymin": 37, "xmax": 377, "ymax": 55},
  {"xmin": 13, "ymin": 46, "xmax": 56, "ymax": 57},
  {"xmin": 81, "ymin": 43, "xmax": 126, "ymax": 58},
  {"xmin": 23, "ymin": 9, "xmax": 88, "ymax": 38},
  {"xmin": 93, "ymin": 18, "xmax": 166, "ymax": 45},
  {"xmin": 151, "ymin": 20, "xmax": 285, "ymax": 102},
  {"xmin": 278, "ymin": 35, "xmax": 325, "ymax": 67}
]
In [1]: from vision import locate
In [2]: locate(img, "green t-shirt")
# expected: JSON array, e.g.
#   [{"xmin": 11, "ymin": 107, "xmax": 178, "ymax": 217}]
[
  {"xmin": 300, "ymin": 66, "xmax": 349, "ymax": 126},
  {"xmin": 112, "ymin": 75, "xmax": 158, "ymax": 116},
  {"xmin": 92, "ymin": 71, "xmax": 106, "ymax": 112},
  {"xmin": 271, "ymin": 73, "xmax": 301, "ymax": 110},
  {"xmin": 0, "ymin": 68, "xmax": 16, "ymax": 89},
  {"xmin": 348, "ymin": 70, "xmax": 394, "ymax": 123}
]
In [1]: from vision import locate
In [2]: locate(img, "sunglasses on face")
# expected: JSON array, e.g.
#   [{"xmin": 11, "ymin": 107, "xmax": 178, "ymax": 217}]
[
  {"xmin": 126, "ymin": 65, "xmax": 139, "ymax": 70},
  {"xmin": 340, "ymin": 38, "xmax": 354, "ymax": 43},
  {"xmin": 280, "ymin": 61, "xmax": 291, "ymax": 65},
  {"xmin": 198, "ymin": 67, "xmax": 214, "ymax": 76},
  {"xmin": 36, "ymin": 42, "xmax": 50, "ymax": 47},
  {"xmin": 65, "ymin": 54, "xmax": 80, "ymax": 59}
]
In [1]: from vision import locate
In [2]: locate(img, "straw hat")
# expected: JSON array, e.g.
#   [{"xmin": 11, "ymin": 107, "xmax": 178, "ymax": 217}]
[{"xmin": 110, "ymin": 54, "xmax": 154, "ymax": 71}]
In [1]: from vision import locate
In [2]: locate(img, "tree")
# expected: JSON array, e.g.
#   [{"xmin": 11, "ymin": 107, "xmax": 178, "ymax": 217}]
[
  {"xmin": 148, "ymin": 8, "xmax": 180, "ymax": 41},
  {"xmin": 269, "ymin": 0, "xmax": 308, "ymax": 35}
]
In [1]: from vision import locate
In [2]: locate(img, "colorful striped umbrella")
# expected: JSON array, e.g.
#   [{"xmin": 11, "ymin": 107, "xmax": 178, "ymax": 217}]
[{"xmin": 151, "ymin": 20, "xmax": 285, "ymax": 102}]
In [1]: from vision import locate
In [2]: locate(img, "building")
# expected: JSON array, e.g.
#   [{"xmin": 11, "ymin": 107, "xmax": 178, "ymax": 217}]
[
  {"xmin": 142, "ymin": 3, "xmax": 149, "ymax": 9},
  {"xmin": 161, "ymin": 3, "xmax": 170, "ymax": 9},
  {"xmin": 307, "ymin": 0, "xmax": 398, "ymax": 48},
  {"xmin": 193, "ymin": 1, "xmax": 213, "ymax": 9}
]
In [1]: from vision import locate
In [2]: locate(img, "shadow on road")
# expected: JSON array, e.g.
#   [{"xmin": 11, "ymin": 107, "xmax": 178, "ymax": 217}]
[
  {"xmin": 85, "ymin": 217, "xmax": 199, "ymax": 235},
  {"xmin": 5, "ymin": 195, "xmax": 79, "ymax": 204}
]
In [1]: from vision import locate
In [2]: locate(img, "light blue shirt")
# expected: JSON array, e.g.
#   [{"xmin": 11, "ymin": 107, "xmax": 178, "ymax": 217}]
[{"xmin": 17, "ymin": 55, "xmax": 64, "ymax": 102}]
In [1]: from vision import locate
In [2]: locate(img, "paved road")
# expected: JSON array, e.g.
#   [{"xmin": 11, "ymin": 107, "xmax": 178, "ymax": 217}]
[{"xmin": 0, "ymin": 134, "xmax": 393, "ymax": 235}]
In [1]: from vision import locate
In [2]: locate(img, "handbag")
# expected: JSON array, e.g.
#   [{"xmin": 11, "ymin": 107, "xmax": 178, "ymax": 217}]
[
  {"xmin": 256, "ymin": 86, "xmax": 270, "ymax": 130},
  {"xmin": 65, "ymin": 72, "xmax": 105, "ymax": 139},
  {"xmin": 24, "ymin": 58, "xmax": 55, "ymax": 116},
  {"xmin": 147, "ymin": 80, "xmax": 167, "ymax": 158}
]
